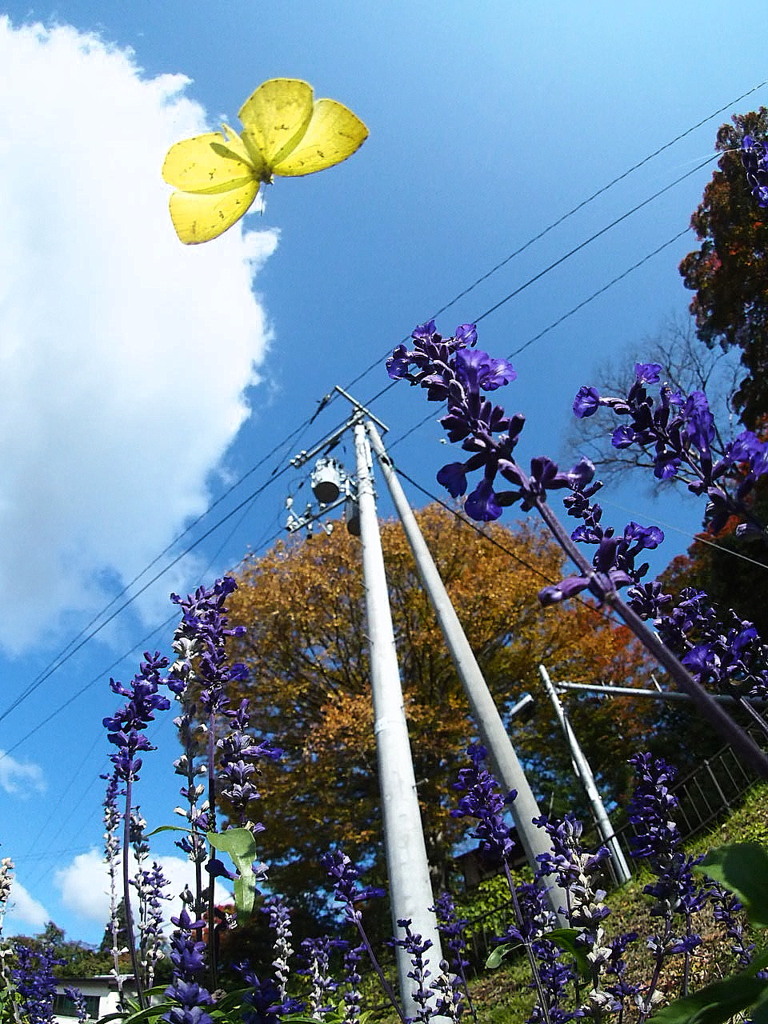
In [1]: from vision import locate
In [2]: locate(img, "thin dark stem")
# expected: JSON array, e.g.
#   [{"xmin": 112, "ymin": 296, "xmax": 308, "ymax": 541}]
[
  {"xmin": 454, "ymin": 958, "xmax": 478, "ymax": 1024},
  {"xmin": 532, "ymin": 494, "xmax": 768, "ymax": 779},
  {"xmin": 681, "ymin": 912, "xmax": 693, "ymax": 998},
  {"xmin": 121, "ymin": 778, "xmax": 145, "ymax": 1009},
  {"xmin": 637, "ymin": 942, "xmax": 668, "ymax": 1024},
  {"xmin": 206, "ymin": 712, "xmax": 218, "ymax": 993},
  {"xmin": 503, "ymin": 863, "xmax": 552, "ymax": 1024},
  {"xmin": 352, "ymin": 917, "xmax": 408, "ymax": 1024}
]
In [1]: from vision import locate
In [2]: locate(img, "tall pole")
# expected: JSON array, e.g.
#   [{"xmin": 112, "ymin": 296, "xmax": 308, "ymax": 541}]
[
  {"xmin": 366, "ymin": 420, "xmax": 568, "ymax": 920},
  {"xmin": 538, "ymin": 665, "xmax": 632, "ymax": 885},
  {"xmin": 352, "ymin": 417, "xmax": 445, "ymax": 1015}
]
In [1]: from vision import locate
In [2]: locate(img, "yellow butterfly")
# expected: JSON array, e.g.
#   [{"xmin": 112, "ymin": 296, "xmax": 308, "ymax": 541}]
[{"xmin": 162, "ymin": 78, "xmax": 369, "ymax": 244}]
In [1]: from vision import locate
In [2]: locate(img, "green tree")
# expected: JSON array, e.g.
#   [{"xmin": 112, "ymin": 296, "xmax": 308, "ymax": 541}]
[
  {"xmin": 225, "ymin": 504, "xmax": 653, "ymax": 919},
  {"xmin": 7, "ymin": 921, "xmax": 113, "ymax": 979},
  {"xmin": 679, "ymin": 106, "xmax": 768, "ymax": 430}
]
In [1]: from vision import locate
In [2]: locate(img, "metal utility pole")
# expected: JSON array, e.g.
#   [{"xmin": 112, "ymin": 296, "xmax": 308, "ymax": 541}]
[
  {"xmin": 364, "ymin": 417, "xmax": 568, "ymax": 920},
  {"xmin": 352, "ymin": 416, "xmax": 445, "ymax": 1016},
  {"xmin": 538, "ymin": 665, "xmax": 632, "ymax": 885}
]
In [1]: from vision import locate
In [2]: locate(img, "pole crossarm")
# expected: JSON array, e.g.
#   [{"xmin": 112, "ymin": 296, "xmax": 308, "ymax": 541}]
[{"xmin": 554, "ymin": 681, "xmax": 766, "ymax": 705}]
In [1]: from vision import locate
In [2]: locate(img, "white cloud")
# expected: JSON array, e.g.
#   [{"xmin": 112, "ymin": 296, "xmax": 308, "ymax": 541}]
[
  {"xmin": 55, "ymin": 848, "xmax": 231, "ymax": 926},
  {"xmin": 3, "ymin": 878, "xmax": 51, "ymax": 934},
  {"xmin": 0, "ymin": 17, "xmax": 278, "ymax": 652},
  {"xmin": 0, "ymin": 749, "xmax": 45, "ymax": 795}
]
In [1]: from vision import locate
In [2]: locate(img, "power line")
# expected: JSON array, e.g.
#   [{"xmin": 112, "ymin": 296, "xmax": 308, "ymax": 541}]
[
  {"xmin": 508, "ymin": 228, "xmax": 691, "ymax": 357},
  {"xmin": 343, "ymin": 78, "xmax": 767, "ymax": 391},
  {"xmin": 473, "ymin": 157, "xmax": 713, "ymax": 326},
  {"xmin": 355, "ymin": 166, "xmax": 711, "ymax": 429},
  {"xmin": 390, "ymin": 227, "xmax": 694, "ymax": 450},
  {"xmin": 0, "ymin": 460, "xmax": 298, "ymax": 725},
  {"xmin": 0, "ymin": 82, "xmax": 755, "ymax": 744}
]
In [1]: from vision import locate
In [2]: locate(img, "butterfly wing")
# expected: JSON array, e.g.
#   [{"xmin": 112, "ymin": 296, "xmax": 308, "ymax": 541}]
[
  {"xmin": 271, "ymin": 98, "xmax": 369, "ymax": 177},
  {"xmin": 238, "ymin": 78, "xmax": 315, "ymax": 172},
  {"xmin": 168, "ymin": 181, "xmax": 260, "ymax": 244},
  {"xmin": 162, "ymin": 131, "xmax": 256, "ymax": 194}
]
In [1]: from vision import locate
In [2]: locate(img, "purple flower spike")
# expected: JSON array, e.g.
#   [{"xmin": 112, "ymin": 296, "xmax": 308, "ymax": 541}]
[
  {"xmin": 322, "ymin": 849, "xmax": 385, "ymax": 925},
  {"xmin": 627, "ymin": 753, "xmax": 706, "ymax": 981},
  {"xmin": 452, "ymin": 744, "xmax": 517, "ymax": 866},
  {"xmin": 104, "ymin": 651, "xmax": 170, "ymax": 782}
]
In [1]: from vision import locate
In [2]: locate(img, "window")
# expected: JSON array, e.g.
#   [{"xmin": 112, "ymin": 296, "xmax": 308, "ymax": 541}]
[{"xmin": 52, "ymin": 991, "xmax": 100, "ymax": 1019}]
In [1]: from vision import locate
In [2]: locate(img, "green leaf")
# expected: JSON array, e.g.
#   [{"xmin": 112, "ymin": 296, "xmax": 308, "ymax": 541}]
[
  {"xmin": 541, "ymin": 927, "xmax": 593, "ymax": 978},
  {"xmin": 649, "ymin": 973, "xmax": 768, "ymax": 1024},
  {"xmin": 144, "ymin": 824, "xmax": 191, "ymax": 838},
  {"xmin": 695, "ymin": 842, "xmax": 768, "ymax": 927},
  {"xmin": 486, "ymin": 942, "xmax": 514, "ymax": 968},
  {"xmin": 207, "ymin": 827, "xmax": 259, "ymax": 919},
  {"xmin": 750, "ymin": 986, "xmax": 768, "ymax": 1024},
  {"xmin": 101, "ymin": 1004, "xmax": 175, "ymax": 1024}
]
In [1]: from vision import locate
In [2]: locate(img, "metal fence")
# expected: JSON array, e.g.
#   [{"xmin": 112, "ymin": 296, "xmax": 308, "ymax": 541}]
[
  {"xmin": 460, "ymin": 738, "xmax": 764, "ymax": 967},
  {"xmin": 591, "ymin": 738, "xmax": 761, "ymax": 886}
]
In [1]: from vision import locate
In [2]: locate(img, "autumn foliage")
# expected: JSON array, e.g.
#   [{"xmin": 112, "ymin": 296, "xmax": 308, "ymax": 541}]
[{"xmin": 226, "ymin": 504, "xmax": 651, "ymax": 916}]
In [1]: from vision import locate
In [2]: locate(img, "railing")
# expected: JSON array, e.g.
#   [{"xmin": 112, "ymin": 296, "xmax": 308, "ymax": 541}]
[
  {"xmin": 460, "ymin": 737, "xmax": 765, "ymax": 968},
  {"xmin": 590, "ymin": 737, "xmax": 761, "ymax": 886}
]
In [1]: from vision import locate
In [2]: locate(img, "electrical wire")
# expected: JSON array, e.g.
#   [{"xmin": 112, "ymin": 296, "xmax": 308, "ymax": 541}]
[
  {"xmin": 472, "ymin": 157, "xmax": 713, "ymax": 327},
  {"xmin": 0, "ymin": 462, "xmax": 297, "ymax": 725},
  {"xmin": 342, "ymin": 77, "xmax": 768, "ymax": 391},
  {"xmin": 4, "ymin": 83, "xmax": 763, "ymax": 850},
  {"xmin": 389, "ymin": 227, "xmax": 694, "ymax": 450},
  {"xmin": 0, "ymin": 96, "xmax": 733, "ymax": 730}
]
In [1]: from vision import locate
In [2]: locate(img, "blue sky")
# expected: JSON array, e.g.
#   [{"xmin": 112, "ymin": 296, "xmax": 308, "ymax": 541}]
[{"xmin": 0, "ymin": 1, "xmax": 765, "ymax": 942}]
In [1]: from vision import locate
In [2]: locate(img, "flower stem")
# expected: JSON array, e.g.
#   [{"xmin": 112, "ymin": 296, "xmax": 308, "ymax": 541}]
[
  {"xmin": 533, "ymin": 494, "xmax": 768, "ymax": 779},
  {"xmin": 504, "ymin": 864, "xmax": 552, "ymax": 1024},
  {"xmin": 121, "ymin": 779, "xmax": 145, "ymax": 1009}
]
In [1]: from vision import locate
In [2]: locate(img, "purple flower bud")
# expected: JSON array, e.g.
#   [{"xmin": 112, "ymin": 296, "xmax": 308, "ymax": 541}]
[
  {"xmin": 634, "ymin": 363, "xmax": 662, "ymax": 384},
  {"xmin": 573, "ymin": 385, "xmax": 601, "ymax": 418},
  {"xmin": 436, "ymin": 462, "xmax": 468, "ymax": 497},
  {"xmin": 682, "ymin": 391, "xmax": 715, "ymax": 455},
  {"xmin": 465, "ymin": 478, "xmax": 503, "ymax": 521},
  {"xmin": 611, "ymin": 425, "xmax": 636, "ymax": 449},
  {"xmin": 455, "ymin": 322, "xmax": 478, "ymax": 347}
]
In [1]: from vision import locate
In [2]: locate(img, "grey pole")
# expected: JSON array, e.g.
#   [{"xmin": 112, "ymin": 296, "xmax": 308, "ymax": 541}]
[
  {"xmin": 366, "ymin": 420, "xmax": 568, "ymax": 919},
  {"xmin": 352, "ymin": 417, "xmax": 445, "ymax": 1016},
  {"xmin": 552, "ymin": 680, "xmax": 765, "ymax": 705},
  {"xmin": 538, "ymin": 665, "xmax": 632, "ymax": 885}
]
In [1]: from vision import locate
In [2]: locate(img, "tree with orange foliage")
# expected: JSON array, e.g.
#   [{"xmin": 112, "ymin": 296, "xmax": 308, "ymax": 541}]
[{"xmin": 225, "ymin": 504, "xmax": 651, "ymax": 917}]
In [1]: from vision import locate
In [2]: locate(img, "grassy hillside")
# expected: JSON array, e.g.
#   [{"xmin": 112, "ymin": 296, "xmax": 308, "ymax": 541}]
[{"xmin": 453, "ymin": 782, "xmax": 768, "ymax": 1024}]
